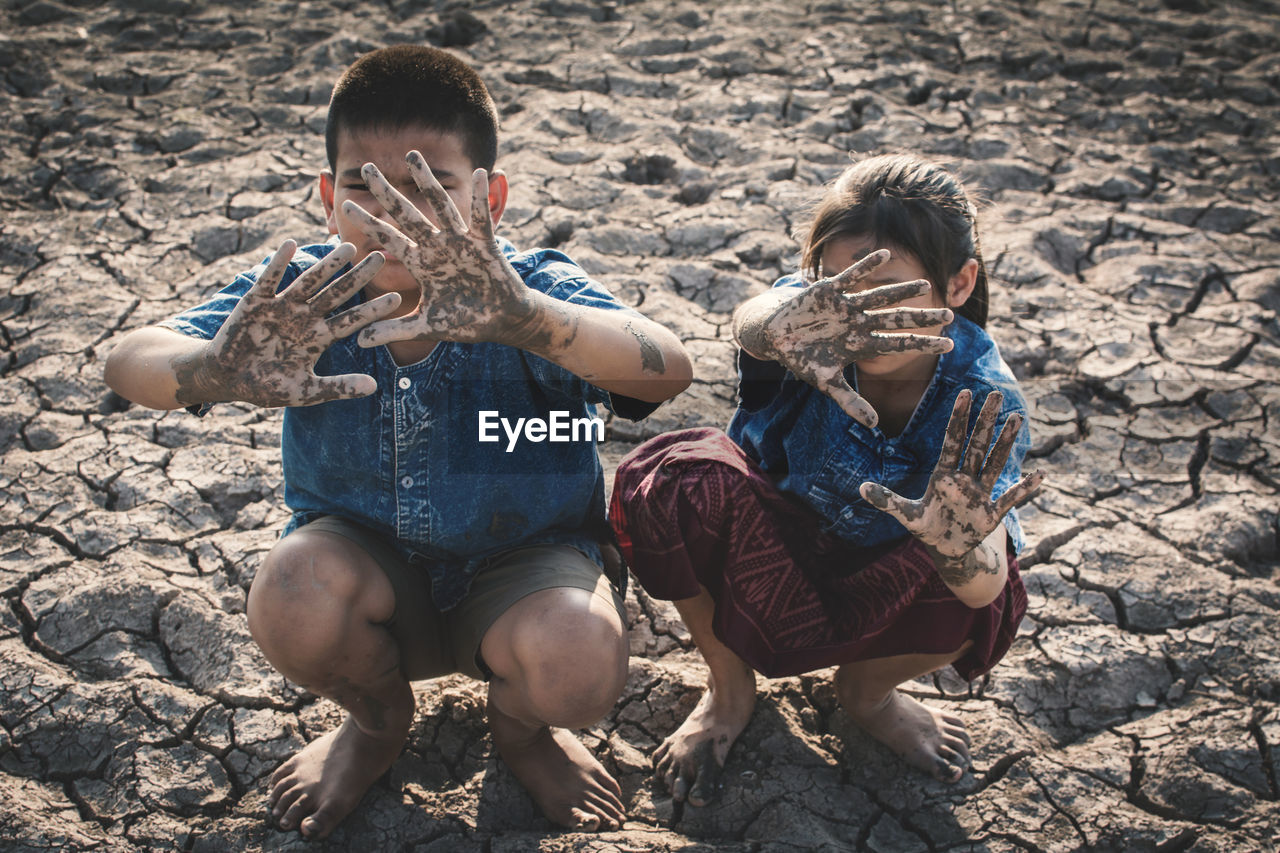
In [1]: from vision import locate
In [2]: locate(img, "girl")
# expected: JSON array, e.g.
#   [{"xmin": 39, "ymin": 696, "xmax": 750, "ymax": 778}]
[{"xmin": 610, "ymin": 154, "xmax": 1045, "ymax": 805}]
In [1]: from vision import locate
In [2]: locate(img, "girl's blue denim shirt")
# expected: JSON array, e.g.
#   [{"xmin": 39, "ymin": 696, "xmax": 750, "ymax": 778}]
[
  {"xmin": 162, "ymin": 237, "xmax": 656, "ymax": 609},
  {"xmin": 727, "ymin": 275, "xmax": 1031, "ymax": 554}
]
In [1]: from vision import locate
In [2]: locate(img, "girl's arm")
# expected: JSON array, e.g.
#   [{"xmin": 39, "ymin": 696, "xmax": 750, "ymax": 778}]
[
  {"xmin": 923, "ymin": 517, "xmax": 1010, "ymax": 609},
  {"xmin": 860, "ymin": 389, "xmax": 1045, "ymax": 609}
]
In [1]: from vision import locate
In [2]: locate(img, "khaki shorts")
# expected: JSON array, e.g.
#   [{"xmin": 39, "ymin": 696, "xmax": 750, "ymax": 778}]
[{"xmin": 298, "ymin": 516, "xmax": 625, "ymax": 681}]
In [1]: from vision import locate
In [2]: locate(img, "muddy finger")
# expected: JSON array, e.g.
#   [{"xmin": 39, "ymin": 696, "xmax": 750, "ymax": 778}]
[
  {"xmin": 962, "ymin": 391, "xmax": 1003, "ymax": 478},
  {"xmin": 341, "ymin": 199, "xmax": 416, "ymax": 260},
  {"xmin": 309, "ymin": 249, "xmax": 384, "ymax": 313},
  {"xmin": 467, "ymin": 168, "xmax": 496, "ymax": 239},
  {"xmin": 406, "ymin": 150, "xmax": 468, "ymax": 233},
  {"xmin": 823, "ymin": 377, "xmax": 878, "ymax": 428},
  {"xmin": 326, "ymin": 292, "xmax": 402, "ymax": 340},
  {"xmin": 937, "ymin": 390, "xmax": 972, "ymax": 471},
  {"xmin": 980, "ymin": 411, "xmax": 1024, "ymax": 493},
  {"xmin": 824, "ymin": 248, "xmax": 890, "ymax": 291},
  {"xmin": 845, "ymin": 277, "xmax": 932, "ymax": 309},
  {"xmin": 686, "ymin": 741, "xmax": 724, "ymax": 807},
  {"xmin": 247, "ymin": 239, "xmax": 298, "ymax": 300},
  {"xmin": 863, "ymin": 306, "xmax": 954, "ymax": 331},
  {"xmin": 862, "ymin": 330, "xmax": 954, "ymax": 355},
  {"xmin": 994, "ymin": 469, "xmax": 1046, "ymax": 517}
]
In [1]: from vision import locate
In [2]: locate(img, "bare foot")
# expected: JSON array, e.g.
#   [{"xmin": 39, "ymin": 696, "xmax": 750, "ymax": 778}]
[
  {"xmin": 844, "ymin": 689, "xmax": 971, "ymax": 782},
  {"xmin": 655, "ymin": 666, "xmax": 757, "ymax": 806},
  {"xmin": 268, "ymin": 716, "xmax": 406, "ymax": 839},
  {"xmin": 488, "ymin": 701, "xmax": 625, "ymax": 831}
]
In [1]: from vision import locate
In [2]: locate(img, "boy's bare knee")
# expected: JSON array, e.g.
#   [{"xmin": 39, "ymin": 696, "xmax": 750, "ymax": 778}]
[
  {"xmin": 501, "ymin": 596, "xmax": 628, "ymax": 727},
  {"xmin": 248, "ymin": 531, "xmax": 391, "ymax": 671}
]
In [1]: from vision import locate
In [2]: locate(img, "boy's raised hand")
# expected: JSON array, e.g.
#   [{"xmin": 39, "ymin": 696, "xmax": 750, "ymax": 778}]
[
  {"xmin": 859, "ymin": 390, "xmax": 1045, "ymax": 582},
  {"xmin": 173, "ymin": 240, "xmax": 399, "ymax": 408},
  {"xmin": 342, "ymin": 152, "xmax": 536, "ymax": 348},
  {"xmin": 758, "ymin": 250, "xmax": 954, "ymax": 427}
]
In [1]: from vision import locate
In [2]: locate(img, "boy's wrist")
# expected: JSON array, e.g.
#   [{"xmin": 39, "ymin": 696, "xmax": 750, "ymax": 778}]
[
  {"xmin": 171, "ymin": 342, "xmax": 232, "ymax": 406},
  {"xmin": 490, "ymin": 288, "xmax": 564, "ymax": 352}
]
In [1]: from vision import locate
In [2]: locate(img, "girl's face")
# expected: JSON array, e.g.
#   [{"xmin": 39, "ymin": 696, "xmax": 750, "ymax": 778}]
[{"xmin": 820, "ymin": 234, "xmax": 959, "ymax": 379}]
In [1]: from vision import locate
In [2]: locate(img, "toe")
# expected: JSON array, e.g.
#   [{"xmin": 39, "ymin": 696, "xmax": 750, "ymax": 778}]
[
  {"xmin": 687, "ymin": 773, "xmax": 721, "ymax": 807},
  {"xmin": 267, "ymin": 773, "xmax": 295, "ymax": 810},
  {"xmin": 301, "ymin": 803, "xmax": 343, "ymax": 840},
  {"xmin": 569, "ymin": 807, "xmax": 602, "ymax": 832},
  {"xmin": 271, "ymin": 782, "xmax": 302, "ymax": 823},
  {"xmin": 585, "ymin": 787, "xmax": 624, "ymax": 818},
  {"xmin": 672, "ymin": 772, "xmax": 690, "ymax": 803},
  {"xmin": 268, "ymin": 760, "xmax": 297, "ymax": 789},
  {"xmin": 687, "ymin": 747, "xmax": 723, "ymax": 807},
  {"xmin": 943, "ymin": 734, "xmax": 971, "ymax": 762},
  {"xmin": 278, "ymin": 792, "xmax": 315, "ymax": 831},
  {"xmin": 932, "ymin": 756, "xmax": 963, "ymax": 783},
  {"xmin": 654, "ymin": 749, "xmax": 672, "ymax": 779},
  {"xmin": 591, "ymin": 766, "xmax": 623, "ymax": 799}
]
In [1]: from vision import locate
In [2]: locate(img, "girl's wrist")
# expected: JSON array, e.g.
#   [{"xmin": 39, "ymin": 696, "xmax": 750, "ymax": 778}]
[{"xmin": 923, "ymin": 541, "xmax": 999, "ymax": 588}]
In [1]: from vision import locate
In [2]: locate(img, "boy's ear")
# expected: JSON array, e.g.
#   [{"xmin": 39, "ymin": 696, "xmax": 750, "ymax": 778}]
[
  {"xmin": 486, "ymin": 169, "xmax": 509, "ymax": 228},
  {"xmin": 319, "ymin": 169, "xmax": 340, "ymax": 235},
  {"xmin": 947, "ymin": 258, "xmax": 979, "ymax": 308}
]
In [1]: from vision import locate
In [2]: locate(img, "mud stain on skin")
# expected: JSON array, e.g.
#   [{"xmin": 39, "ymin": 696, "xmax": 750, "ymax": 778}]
[
  {"xmin": 686, "ymin": 739, "xmax": 723, "ymax": 806},
  {"xmin": 625, "ymin": 319, "xmax": 666, "ymax": 374}
]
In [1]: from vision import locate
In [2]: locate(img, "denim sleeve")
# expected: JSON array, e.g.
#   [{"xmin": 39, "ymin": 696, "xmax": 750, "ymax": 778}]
[
  {"xmin": 516, "ymin": 253, "xmax": 660, "ymax": 421},
  {"xmin": 157, "ymin": 269, "xmax": 256, "ymax": 341}
]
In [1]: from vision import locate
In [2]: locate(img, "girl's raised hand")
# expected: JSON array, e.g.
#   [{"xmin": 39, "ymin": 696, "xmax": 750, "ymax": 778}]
[
  {"xmin": 859, "ymin": 390, "xmax": 1045, "ymax": 582},
  {"xmin": 758, "ymin": 250, "xmax": 955, "ymax": 427}
]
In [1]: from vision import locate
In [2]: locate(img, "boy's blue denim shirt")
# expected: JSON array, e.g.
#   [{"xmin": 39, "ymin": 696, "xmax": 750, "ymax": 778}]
[
  {"xmin": 727, "ymin": 274, "xmax": 1031, "ymax": 555},
  {"xmin": 161, "ymin": 237, "xmax": 656, "ymax": 609}
]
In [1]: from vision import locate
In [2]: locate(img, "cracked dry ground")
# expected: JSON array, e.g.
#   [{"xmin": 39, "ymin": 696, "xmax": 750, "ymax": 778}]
[{"xmin": 2, "ymin": 0, "xmax": 1278, "ymax": 850}]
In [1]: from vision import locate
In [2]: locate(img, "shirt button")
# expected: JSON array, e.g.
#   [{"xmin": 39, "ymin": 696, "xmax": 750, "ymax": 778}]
[
  {"xmin": 400, "ymin": 476, "xmax": 413, "ymax": 488},
  {"xmin": 397, "ymin": 377, "xmax": 411, "ymax": 390}
]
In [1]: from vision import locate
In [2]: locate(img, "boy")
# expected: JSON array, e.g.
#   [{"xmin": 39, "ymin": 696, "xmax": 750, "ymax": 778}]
[{"xmin": 104, "ymin": 45, "xmax": 691, "ymax": 839}]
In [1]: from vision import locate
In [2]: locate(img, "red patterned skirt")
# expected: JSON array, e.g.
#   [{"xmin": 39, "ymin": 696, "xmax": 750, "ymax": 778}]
[{"xmin": 608, "ymin": 428, "xmax": 1026, "ymax": 680}]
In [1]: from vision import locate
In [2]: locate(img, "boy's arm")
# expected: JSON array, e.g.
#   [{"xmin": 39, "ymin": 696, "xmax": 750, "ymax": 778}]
[
  {"xmin": 345, "ymin": 154, "xmax": 691, "ymax": 404},
  {"xmin": 104, "ymin": 241, "xmax": 400, "ymax": 411},
  {"xmin": 731, "ymin": 251, "xmax": 955, "ymax": 427}
]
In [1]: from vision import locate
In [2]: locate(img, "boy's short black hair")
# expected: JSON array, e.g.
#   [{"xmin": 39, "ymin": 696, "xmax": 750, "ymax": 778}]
[{"xmin": 326, "ymin": 45, "xmax": 499, "ymax": 172}]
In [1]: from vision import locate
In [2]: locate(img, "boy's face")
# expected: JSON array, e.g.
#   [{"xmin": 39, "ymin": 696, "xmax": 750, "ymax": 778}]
[{"xmin": 320, "ymin": 125, "xmax": 508, "ymax": 313}]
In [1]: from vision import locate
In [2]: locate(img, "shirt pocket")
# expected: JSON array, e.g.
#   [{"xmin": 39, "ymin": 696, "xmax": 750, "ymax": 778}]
[{"xmin": 803, "ymin": 451, "xmax": 876, "ymax": 530}]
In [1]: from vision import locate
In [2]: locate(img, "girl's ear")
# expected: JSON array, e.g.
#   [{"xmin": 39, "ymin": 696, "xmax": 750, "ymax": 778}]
[{"xmin": 947, "ymin": 258, "xmax": 979, "ymax": 308}]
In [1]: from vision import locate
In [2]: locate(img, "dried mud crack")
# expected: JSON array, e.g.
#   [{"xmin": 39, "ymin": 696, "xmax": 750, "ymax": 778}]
[{"xmin": 2, "ymin": 0, "xmax": 1278, "ymax": 851}]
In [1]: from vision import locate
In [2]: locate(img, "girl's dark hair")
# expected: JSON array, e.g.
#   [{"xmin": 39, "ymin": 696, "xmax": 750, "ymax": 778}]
[
  {"xmin": 799, "ymin": 154, "xmax": 989, "ymax": 328},
  {"xmin": 326, "ymin": 45, "xmax": 499, "ymax": 173}
]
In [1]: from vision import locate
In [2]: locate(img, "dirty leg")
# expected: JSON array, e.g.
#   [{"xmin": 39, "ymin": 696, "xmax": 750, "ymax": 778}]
[
  {"xmin": 655, "ymin": 587, "xmax": 757, "ymax": 807},
  {"xmin": 480, "ymin": 580, "xmax": 630, "ymax": 830},
  {"xmin": 247, "ymin": 530, "xmax": 414, "ymax": 840},
  {"xmin": 834, "ymin": 643, "xmax": 973, "ymax": 783}
]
